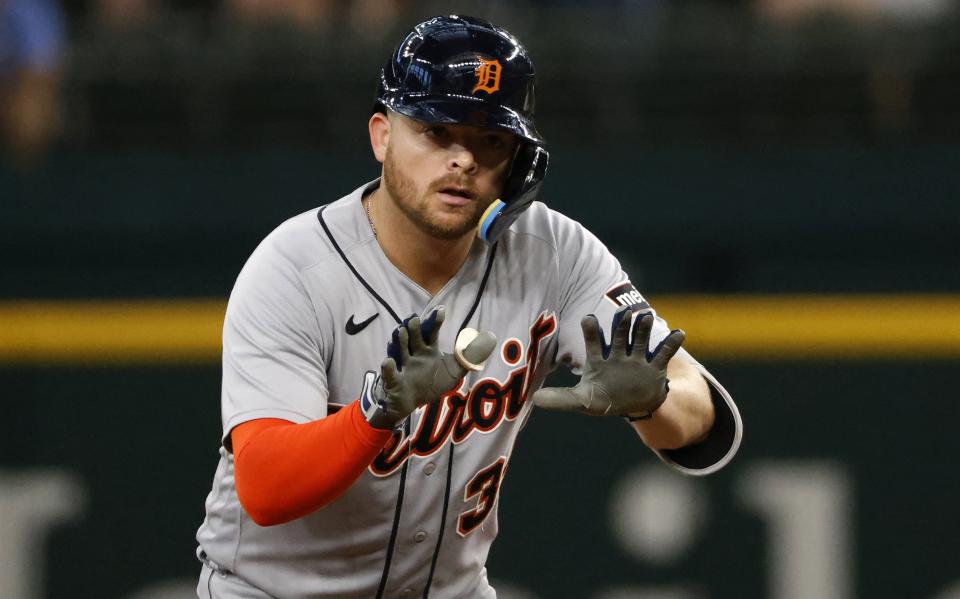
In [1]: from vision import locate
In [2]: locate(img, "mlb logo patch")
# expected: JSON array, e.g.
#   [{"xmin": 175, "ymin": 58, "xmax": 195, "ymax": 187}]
[{"xmin": 604, "ymin": 281, "xmax": 651, "ymax": 312}]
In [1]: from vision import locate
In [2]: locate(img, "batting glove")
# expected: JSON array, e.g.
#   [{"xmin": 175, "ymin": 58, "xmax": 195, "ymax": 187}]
[
  {"xmin": 361, "ymin": 306, "xmax": 497, "ymax": 430},
  {"xmin": 532, "ymin": 307, "xmax": 685, "ymax": 420}
]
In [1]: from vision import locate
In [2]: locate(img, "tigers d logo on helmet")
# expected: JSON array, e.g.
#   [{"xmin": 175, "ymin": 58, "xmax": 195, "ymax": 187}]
[{"xmin": 472, "ymin": 57, "xmax": 502, "ymax": 95}]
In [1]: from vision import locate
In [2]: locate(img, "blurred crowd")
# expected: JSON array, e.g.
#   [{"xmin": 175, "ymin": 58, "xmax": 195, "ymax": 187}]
[
  {"xmin": 756, "ymin": 0, "xmax": 953, "ymax": 20},
  {"xmin": 11, "ymin": 0, "xmax": 413, "ymax": 168},
  {"xmin": 1, "ymin": 0, "xmax": 957, "ymax": 169},
  {"xmin": 53, "ymin": 0, "xmax": 959, "ymax": 29},
  {"xmin": 1, "ymin": 0, "xmax": 63, "ymax": 168},
  {"xmin": 67, "ymin": 0, "xmax": 409, "ymax": 32}
]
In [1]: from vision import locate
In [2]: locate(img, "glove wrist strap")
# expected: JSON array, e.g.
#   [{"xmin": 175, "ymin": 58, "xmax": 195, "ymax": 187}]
[
  {"xmin": 625, "ymin": 378, "xmax": 670, "ymax": 422},
  {"xmin": 360, "ymin": 371, "xmax": 397, "ymax": 430}
]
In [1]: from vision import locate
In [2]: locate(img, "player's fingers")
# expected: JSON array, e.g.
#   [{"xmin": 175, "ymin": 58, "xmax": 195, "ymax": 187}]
[
  {"xmin": 633, "ymin": 313, "xmax": 655, "ymax": 358},
  {"xmin": 651, "ymin": 329, "xmax": 686, "ymax": 369},
  {"xmin": 380, "ymin": 358, "xmax": 400, "ymax": 387},
  {"xmin": 609, "ymin": 307, "xmax": 632, "ymax": 355},
  {"xmin": 459, "ymin": 330, "xmax": 497, "ymax": 368},
  {"xmin": 407, "ymin": 316, "xmax": 426, "ymax": 353},
  {"xmin": 627, "ymin": 314, "xmax": 641, "ymax": 356},
  {"xmin": 580, "ymin": 314, "xmax": 604, "ymax": 361},
  {"xmin": 531, "ymin": 387, "xmax": 584, "ymax": 412},
  {"xmin": 422, "ymin": 306, "xmax": 445, "ymax": 345},
  {"xmin": 397, "ymin": 326, "xmax": 411, "ymax": 364},
  {"xmin": 387, "ymin": 330, "xmax": 401, "ymax": 370},
  {"xmin": 439, "ymin": 353, "xmax": 467, "ymax": 385},
  {"xmin": 441, "ymin": 329, "xmax": 498, "ymax": 383}
]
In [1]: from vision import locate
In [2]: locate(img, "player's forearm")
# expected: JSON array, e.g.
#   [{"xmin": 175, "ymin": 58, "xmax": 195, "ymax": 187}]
[
  {"xmin": 631, "ymin": 359, "xmax": 715, "ymax": 450},
  {"xmin": 232, "ymin": 402, "xmax": 392, "ymax": 526}
]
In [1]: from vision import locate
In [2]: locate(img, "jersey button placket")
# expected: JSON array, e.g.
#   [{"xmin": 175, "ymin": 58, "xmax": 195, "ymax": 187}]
[
  {"xmin": 399, "ymin": 589, "xmax": 414, "ymax": 598},
  {"xmin": 413, "ymin": 530, "xmax": 428, "ymax": 543},
  {"xmin": 423, "ymin": 462, "xmax": 436, "ymax": 476}
]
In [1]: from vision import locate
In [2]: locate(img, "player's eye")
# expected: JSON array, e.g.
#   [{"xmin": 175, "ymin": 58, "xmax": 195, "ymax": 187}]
[
  {"xmin": 482, "ymin": 134, "xmax": 505, "ymax": 149},
  {"xmin": 426, "ymin": 125, "xmax": 449, "ymax": 139}
]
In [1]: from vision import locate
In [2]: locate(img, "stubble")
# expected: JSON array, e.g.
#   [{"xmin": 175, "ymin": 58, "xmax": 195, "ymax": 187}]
[{"xmin": 382, "ymin": 144, "xmax": 491, "ymax": 240}]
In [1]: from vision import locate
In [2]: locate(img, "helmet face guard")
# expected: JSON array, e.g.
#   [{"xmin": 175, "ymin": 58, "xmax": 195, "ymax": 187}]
[{"xmin": 374, "ymin": 15, "xmax": 549, "ymax": 244}]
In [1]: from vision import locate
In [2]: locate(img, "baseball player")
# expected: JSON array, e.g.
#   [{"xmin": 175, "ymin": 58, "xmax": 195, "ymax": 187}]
[{"xmin": 195, "ymin": 15, "xmax": 742, "ymax": 599}]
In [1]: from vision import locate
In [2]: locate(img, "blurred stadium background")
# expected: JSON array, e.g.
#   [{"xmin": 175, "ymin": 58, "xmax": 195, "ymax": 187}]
[{"xmin": 2, "ymin": 0, "xmax": 959, "ymax": 598}]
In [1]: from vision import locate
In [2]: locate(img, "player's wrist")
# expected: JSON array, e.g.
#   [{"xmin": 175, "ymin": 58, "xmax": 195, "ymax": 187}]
[
  {"xmin": 624, "ymin": 378, "xmax": 670, "ymax": 421},
  {"xmin": 359, "ymin": 370, "xmax": 399, "ymax": 430}
]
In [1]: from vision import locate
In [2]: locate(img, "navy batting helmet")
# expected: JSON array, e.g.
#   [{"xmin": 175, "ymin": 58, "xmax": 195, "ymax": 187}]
[{"xmin": 375, "ymin": 15, "xmax": 549, "ymax": 244}]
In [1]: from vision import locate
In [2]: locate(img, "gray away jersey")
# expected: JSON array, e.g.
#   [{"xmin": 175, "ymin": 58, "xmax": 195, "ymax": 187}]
[{"xmin": 195, "ymin": 180, "xmax": 742, "ymax": 599}]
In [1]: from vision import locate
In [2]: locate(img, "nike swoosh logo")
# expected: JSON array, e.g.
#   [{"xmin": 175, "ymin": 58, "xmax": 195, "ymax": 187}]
[{"xmin": 345, "ymin": 313, "xmax": 379, "ymax": 335}]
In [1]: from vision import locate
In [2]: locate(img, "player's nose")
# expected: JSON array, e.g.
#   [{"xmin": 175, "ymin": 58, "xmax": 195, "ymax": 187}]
[{"xmin": 447, "ymin": 144, "xmax": 478, "ymax": 174}]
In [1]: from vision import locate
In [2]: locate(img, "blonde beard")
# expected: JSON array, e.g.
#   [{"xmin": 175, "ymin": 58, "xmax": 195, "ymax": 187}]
[{"xmin": 382, "ymin": 145, "xmax": 490, "ymax": 240}]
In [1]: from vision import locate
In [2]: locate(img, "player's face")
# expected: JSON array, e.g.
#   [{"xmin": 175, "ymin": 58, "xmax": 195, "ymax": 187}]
[{"xmin": 375, "ymin": 112, "xmax": 517, "ymax": 240}]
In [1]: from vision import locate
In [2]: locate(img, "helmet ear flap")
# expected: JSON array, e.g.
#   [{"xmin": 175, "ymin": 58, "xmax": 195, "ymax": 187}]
[
  {"xmin": 478, "ymin": 144, "xmax": 549, "ymax": 244},
  {"xmin": 502, "ymin": 143, "xmax": 546, "ymax": 201}
]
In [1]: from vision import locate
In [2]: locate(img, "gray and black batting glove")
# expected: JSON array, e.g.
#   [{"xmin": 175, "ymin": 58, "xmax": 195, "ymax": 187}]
[
  {"xmin": 532, "ymin": 307, "xmax": 685, "ymax": 420},
  {"xmin": 360, "ymin": 306, "xmax": 498, "ymax": 430}
]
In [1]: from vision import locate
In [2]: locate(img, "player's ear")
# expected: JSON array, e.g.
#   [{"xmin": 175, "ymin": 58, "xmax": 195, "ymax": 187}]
[{"xmin": 369, "ymin": 111, "xmax": 390, "ymax": 163}]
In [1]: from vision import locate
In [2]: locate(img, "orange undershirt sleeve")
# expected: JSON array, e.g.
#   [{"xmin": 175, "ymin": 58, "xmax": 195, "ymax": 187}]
[{"xmin": 231, "ymin": 401, "xmax": 394, "ymax": 526}]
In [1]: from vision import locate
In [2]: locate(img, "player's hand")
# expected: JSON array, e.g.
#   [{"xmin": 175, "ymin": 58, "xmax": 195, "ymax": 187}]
[
  {"xmin": 532, "ymin": 307, "xmax": 685, "ymax": 419},
  {"xmin": 362, "ymin": 306, "xmax": 497, "ymax": 429}
]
